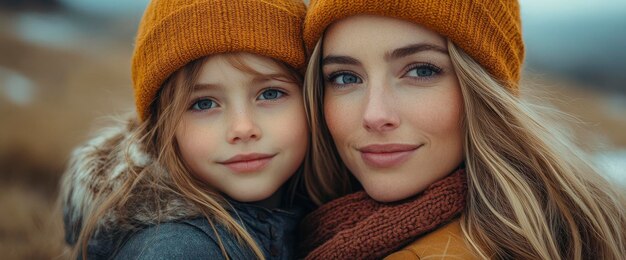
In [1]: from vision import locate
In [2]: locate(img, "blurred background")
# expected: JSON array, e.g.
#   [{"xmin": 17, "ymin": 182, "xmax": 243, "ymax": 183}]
[{"xmin": 0, "ymin": 0, "xmax": 624, "ymax": 259}]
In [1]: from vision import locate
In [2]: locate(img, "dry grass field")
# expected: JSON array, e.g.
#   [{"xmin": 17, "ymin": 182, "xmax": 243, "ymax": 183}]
[
  {"xmin": 1, "ymin": 10, "xmax": 134, "ymax": 259},
  {"xmin": 1, "ymin": 9, "xmax": 625, "ymax": 260}
]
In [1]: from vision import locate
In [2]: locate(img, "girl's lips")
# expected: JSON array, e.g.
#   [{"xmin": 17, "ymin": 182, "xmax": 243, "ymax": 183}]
[
  {"xmin": 358, "ymin": 144, "xmax": 421, "ymax": 168},
  {"xmin": 219, "ymin": 153, "xmax": 275, "ymax": 173}
]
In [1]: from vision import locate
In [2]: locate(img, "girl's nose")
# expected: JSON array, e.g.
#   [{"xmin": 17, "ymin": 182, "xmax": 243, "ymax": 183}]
[{"xmin": 226, "ymin": 110, "xmax": 262, "ymax": 144}]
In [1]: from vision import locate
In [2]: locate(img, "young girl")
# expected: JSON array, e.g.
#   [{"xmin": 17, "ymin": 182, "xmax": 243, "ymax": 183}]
[
  {"xmin": 60, "ymin": 0, "xmax": 308, "ymax": 259},
  {"xmin": 298, "ymin": 0, "xmax": 626, "ymax": 259}
]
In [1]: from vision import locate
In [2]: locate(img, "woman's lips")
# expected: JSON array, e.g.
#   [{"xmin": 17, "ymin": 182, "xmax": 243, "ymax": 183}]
[
  {"xmin": 358, "ymin": 144, "xmax": 421, "ymax": 168},
  {"xmin": 219, "ymin": 153, "xmax": 275, "ymax": 173}
]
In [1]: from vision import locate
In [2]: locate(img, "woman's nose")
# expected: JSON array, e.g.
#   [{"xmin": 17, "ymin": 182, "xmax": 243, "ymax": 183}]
[{"xmin": 361, "ymin": 82, "xmax": 400, "ymax": 132}]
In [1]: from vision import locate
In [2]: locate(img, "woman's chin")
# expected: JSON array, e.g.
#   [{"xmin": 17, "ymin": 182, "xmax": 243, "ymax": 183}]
[{"xmin": 362, "ymin": 182, "xmax": 421, "ymax": 203}]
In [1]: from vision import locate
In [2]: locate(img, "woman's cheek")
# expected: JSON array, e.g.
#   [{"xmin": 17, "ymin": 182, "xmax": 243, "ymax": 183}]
[{"xmin": 324, "ymin": 95, "xmax": 357, "ymax": 140}]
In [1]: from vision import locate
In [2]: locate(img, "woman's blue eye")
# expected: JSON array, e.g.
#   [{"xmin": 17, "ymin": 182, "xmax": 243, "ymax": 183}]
[
  {"xmin": 258, "ymin": 89, "xmax": 285, "ymax": 100},
  {"xmin": 331, "ymin": 73, "xmax": 362, "ymax": 85},
  {"xmin": 406, "ymin": 65, "xmax": 440, "ymax": 78},
  {"xmin": 191, "ymin": 99, "xmax": 216, "ymax": 110}
]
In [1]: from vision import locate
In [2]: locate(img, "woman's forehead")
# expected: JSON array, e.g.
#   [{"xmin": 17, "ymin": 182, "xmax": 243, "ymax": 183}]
[{"xmin": 322, "ymin": 15, "xmax": 447, "ymax": 57}]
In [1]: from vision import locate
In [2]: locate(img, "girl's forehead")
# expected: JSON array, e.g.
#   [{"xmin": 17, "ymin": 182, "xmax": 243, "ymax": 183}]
[
  {"xmin": 205, "ymin": 53, "xmax": 284, "ymax": 72},
  {"xmin": 196, "ymin": 54, "xmax": 291, "ymax": 82}
]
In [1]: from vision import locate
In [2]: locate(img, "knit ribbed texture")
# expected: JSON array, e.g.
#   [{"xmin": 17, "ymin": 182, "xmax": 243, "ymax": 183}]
[
  {"xmin": 298, "ymin": 169, "xmax": 467, "ymax": 259},
  {"xmin": 305, "ymin": 0, "xmax": 524, "ymax": 90},
  {"xmin": 132, "ymin": 0, "xmax": 306, "ymax": 121}
]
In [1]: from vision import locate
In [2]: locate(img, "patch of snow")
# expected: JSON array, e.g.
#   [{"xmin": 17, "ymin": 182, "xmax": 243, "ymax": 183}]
[
  {"xmin": 0, "ymin": 67, "xmax": 37, "ymax": 106},
  {"xmin": 594, "ymin": 150, "xmax": 626, "ymax": 187},
  {"xmin": 14, "ymin": 13, "xmax": 84, "ymax": 50},
  {"xmin": 603, "ymin": 95, "xmax": 626, "ymax": 121}
]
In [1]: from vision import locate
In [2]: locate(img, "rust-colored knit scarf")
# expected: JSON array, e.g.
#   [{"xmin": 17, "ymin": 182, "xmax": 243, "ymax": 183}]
[{"xmin": 298, "ymin": 169, "xmax": 467, "ymax": 259}]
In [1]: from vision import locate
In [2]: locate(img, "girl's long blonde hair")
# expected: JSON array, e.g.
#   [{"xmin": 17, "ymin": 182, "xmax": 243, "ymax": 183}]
[
  {"xmin": 303, "ymin": 39, "xmax": 626, "ymax": 259},
  {"xmin": 72, "ymin": 54, "xmax": 303, "ymax": 260}
]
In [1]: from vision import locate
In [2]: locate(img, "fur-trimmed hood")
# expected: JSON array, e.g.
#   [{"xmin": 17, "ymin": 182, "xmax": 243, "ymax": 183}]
[{"xmin": 60, "ymin": 117, "xmax": 201, "ymax": 245}]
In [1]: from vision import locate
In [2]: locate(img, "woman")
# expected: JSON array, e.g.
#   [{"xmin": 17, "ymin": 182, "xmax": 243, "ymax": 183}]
[{"xmin": 298, "ymin": 0, "xmax": 626, "ymax": 259}]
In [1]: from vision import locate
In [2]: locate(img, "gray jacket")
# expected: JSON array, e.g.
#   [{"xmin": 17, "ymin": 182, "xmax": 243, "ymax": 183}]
[{"xmin": 60, "ymin": 118, "xmax": 305, "ymax": 260}]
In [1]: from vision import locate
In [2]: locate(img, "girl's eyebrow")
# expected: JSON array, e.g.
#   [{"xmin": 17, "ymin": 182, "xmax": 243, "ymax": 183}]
[
  {"xmin": 192, "ymin": 74, "xmax": 295, "ymax": 91},
  {"xmin": 192, "ymin": 83, "xmax": 221, "ymax": 92},
  {"xmin": 250, "ymin": 73, "xmax": 294, "ymax": 85},
  {"xmin": 385, "ymin": 43, "xmax": 448, "ymax": 62},
  {"xmin": 321, "ymin": 56, "xmax": 361, "ymax": 66}
]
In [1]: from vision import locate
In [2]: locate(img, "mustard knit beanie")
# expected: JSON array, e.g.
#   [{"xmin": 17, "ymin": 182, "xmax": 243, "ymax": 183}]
[
  {"xmin": 132, "ymin": 0, "xmax": 306, "ymax": 121},
  {"xmin": 304, "ymin": 0, "xmax": 524, "ymax": 90}
]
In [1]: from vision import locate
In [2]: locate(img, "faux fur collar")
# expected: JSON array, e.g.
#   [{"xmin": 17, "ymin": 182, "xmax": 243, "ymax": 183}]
[{"xmin": 60, "ymin": 117, "xmax": 201, "ymax": 244}]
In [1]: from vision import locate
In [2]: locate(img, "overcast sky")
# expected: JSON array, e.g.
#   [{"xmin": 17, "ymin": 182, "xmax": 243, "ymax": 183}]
[
  {"xmin": 56, "ymin": 0, "xmax": 626, "ymax": 18},
  {"xmin": 521, "ymin": 0, "xmax": 626, "ymax": 17}
]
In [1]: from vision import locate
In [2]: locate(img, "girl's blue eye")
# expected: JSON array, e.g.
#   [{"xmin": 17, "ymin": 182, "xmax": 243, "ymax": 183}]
[
  {"xmin": 191, "ymin": 99, "xmax": 216, "ymax": 111},
  {"xmin": 258, "ymin": 89, "xmax": 285, "ymax": 100},
  {"xmin": 330, "ymin": 73, "xmax": 362, "ymax": 85},
  {"xmin": 405, "ymin": 65, "xmax": 441, "ymax": 78}
]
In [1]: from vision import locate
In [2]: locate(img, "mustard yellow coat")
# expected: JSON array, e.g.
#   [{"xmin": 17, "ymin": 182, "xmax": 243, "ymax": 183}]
[{"xmin": 384, "ymin": 219, "xmax": 478, "ymax": 260}]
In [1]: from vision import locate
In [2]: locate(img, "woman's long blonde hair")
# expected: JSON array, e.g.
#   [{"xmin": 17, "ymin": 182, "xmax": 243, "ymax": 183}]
[
  {"xmin": 303, "ymin": 39, "xmax": 626, "ymax": 259},
  {"xmin": 72, "ymin": 54, "xmax": 303, "ymax": 260}
]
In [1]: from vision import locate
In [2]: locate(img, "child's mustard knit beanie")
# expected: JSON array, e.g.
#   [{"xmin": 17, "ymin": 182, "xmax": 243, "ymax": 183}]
[
  {"xmin": 132, "ymin": 0, "xmax": 306, "ymax": 121},
  {"xmin": 304, "ymin": 0, "xmax": 524, "ymax": 90}
]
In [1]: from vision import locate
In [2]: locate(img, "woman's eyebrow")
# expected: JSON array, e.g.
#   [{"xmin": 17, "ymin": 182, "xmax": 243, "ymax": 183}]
[
  {"xmin": 385, "ymin": 43, "xmax": 448, "ymax": 61},
  {"xmin": 321, "ymin": 55, "xmax": 361, "ymax": 66}
]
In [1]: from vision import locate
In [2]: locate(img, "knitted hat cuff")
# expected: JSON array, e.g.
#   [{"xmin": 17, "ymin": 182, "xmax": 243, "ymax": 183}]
[
  {"xmin": 305, "ymin": 0, "xmax": 524, "ymax": 89},
  {"xmin": 132, "ymin": 0, "xmax": 306, "ymax": 121}
]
